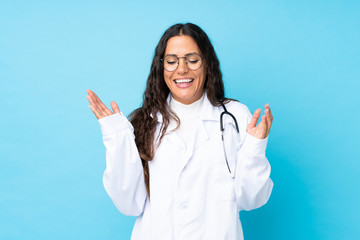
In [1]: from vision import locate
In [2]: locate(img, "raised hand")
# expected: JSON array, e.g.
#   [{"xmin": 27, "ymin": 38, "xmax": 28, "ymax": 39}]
[
  {"xmin": 86, "ymin": 89, "xmax": 120, "ymax": 120},
  {"xmin": 246, "ymin": 104, "xmax": 273, "ymax": 139}
]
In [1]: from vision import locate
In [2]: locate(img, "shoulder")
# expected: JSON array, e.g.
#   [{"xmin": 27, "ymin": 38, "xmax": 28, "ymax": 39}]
[
  {"xmin": 220, "ymin": 99, "xmax": 253, "ymax": 134},
  {"xmin": 223, "ymin": 100, "xmax": 252, "ymax": 120}
]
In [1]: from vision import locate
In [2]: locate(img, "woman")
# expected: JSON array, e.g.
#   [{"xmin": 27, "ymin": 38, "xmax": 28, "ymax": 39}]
[{"xmin": 86, "ymin": 23, "xmax": 273, "ymax": 240}]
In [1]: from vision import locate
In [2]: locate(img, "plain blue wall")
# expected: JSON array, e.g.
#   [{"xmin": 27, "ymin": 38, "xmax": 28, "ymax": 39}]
[{"xmin": 1, "ymin": 0, "xmax": 359, "ymax": 239}]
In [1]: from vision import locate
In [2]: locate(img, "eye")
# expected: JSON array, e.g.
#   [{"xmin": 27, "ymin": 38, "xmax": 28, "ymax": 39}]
[
  {"xmin": 188, "ymin": 59, "xmax": 199, "ymax": 64},
  {"xmin": 186, "ymin": 54, "xmax": 201, "ymax": 64},
  {"xmin": 166, "ymin": 60, "xmax": 177, "ymax": 65},
  {"xmin": 165, "ymin": 56, "xmax": 178, "ymax": 65}
]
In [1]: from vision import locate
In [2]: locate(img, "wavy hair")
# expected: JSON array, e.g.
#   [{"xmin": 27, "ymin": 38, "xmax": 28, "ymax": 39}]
[{"xmin": 129, "ymin": 23, "xmax": 227, "ymax": 197}]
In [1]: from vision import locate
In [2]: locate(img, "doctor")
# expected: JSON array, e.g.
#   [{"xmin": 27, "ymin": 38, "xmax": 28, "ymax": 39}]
[{"xmin": 87, "ymin": 23, "xmax": 273, "ymax": 240}]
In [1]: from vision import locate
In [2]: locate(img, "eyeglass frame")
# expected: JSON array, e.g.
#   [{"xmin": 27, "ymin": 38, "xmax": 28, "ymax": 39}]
[{"xmin": 160, "ymin": 53, "xmax": 206, "ymax": 72}]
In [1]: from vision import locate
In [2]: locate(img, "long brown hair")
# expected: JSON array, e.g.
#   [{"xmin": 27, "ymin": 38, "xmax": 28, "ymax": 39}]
[{"xmin": 129, "ymin": 23, "xmax": 227, "ymax": 197}]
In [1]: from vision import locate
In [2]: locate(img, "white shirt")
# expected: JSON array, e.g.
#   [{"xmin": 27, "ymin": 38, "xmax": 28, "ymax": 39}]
[
  {"xmin": 169, "ymin": 94, "xmax": 204, "ymax": 149},
  {"xmin": 99, "ymin": 92, "xmax": 273, "ymax": 240}
]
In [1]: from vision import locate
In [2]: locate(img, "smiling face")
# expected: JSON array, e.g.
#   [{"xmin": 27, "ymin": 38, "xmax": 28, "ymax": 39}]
[{"xmin": 163, "ymin": 35, "xmax": 206, "ymax": 105}]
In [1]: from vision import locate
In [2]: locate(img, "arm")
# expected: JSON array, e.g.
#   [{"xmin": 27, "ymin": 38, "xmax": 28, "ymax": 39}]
[
  {"xmin": 231, "ymin": 104, "xmax": 274, "ymax": 211},
  {"xmin": 87, "ymin": 90, "xmax": 147, "ymax": 216},
  {"xmin": 234, "ymin": 131, "xmax": 273, "ymax": 211}
]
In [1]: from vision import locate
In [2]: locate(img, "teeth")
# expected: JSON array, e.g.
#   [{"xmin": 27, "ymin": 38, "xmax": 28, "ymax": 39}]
[{"xmin": 175, "ymin": 79, "xmax": 193, "ymax": 84}]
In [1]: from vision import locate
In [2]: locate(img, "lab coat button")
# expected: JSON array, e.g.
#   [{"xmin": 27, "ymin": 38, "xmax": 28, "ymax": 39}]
[{"xmin": 180, "ymin": 202, "xmax": 188, "ymax": 209}]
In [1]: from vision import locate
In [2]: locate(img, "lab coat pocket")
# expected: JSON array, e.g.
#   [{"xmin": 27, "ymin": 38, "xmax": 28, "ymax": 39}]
[{"xmin": 212, "ymin": 162, "xmax": 235, "ymax": 201}]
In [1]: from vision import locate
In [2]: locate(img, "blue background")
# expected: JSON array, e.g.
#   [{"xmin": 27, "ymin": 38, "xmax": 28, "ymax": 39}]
[{"xmin": 1, "ymin": 0, "xmax": 359, "ymax": 239}]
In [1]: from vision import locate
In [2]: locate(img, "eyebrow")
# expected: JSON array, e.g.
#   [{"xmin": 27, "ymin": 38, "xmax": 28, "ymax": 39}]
[{"xmin": 164, "ymin": 52, "xmax": 200, "ymax": 57}]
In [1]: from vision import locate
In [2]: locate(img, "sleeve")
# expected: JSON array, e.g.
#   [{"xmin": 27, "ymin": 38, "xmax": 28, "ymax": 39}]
[
  {"xmin": 98, "ymin": 113, "xmax": 147, "ymax": 216},
  {"xmin": 225, "ymin": 104, "xmax": 273, "ymax": 211}
]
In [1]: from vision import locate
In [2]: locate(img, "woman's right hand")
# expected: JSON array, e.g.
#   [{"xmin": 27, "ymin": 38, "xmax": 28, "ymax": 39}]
[{"xmin": 86, "ymin": 89, "xmax": 120, "ymax": 120}]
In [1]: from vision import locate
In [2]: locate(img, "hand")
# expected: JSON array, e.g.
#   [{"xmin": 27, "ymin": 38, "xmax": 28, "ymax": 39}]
[
  {"xmin": 246, "ymin": 104, "xmax": 273, "ymax": 139},
  {"xmin": 86, "ymin": 89, "xmax": 120, "ymax": 120}
]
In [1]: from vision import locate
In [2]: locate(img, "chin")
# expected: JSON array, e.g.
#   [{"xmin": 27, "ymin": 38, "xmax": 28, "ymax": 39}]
[{"xmin": 174, "ymin": 92, "xmax": 200, "ymax": 104}]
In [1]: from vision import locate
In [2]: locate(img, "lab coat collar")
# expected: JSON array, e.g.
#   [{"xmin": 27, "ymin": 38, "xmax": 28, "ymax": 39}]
[
  {"xmin": 151, "ymin": 91, "xmax": 221, "ymax": 174},
  {"xmin": 153, "ymin": 91, "xmax": 221, "ymax": 123}
]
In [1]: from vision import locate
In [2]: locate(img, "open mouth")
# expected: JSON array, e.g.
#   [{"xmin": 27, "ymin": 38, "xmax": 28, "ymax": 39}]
[{"xmin": 174, "ymin": 78, "xmax": 194, "ymax": 84}]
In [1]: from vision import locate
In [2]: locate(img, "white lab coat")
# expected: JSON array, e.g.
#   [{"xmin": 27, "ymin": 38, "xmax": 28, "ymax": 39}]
[{"xmin": 99, "ymin": 93, "xmax": 273, "ymax": 240}]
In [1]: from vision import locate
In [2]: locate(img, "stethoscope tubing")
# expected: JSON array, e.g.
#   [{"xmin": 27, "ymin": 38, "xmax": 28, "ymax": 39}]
[{"xmin": 220, "ymin": 103, "xmax": 239, "ymax": 175}]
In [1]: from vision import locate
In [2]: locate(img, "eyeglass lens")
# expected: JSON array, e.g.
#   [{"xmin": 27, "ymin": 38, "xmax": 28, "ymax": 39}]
[{"xmin": 163, "ymin": 53, "xmax": 203, "ymax": 72}]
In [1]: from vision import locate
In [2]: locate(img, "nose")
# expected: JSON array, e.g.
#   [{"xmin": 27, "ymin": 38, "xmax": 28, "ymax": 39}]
[{"xmin": 176, "ymin": 57, "xmax": 188, "ymax": 74}]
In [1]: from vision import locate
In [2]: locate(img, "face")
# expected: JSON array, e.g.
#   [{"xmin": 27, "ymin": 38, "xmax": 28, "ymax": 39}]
[{"xmin": 163, "ymin": 35, "xmax": 206, "ymax": 105}]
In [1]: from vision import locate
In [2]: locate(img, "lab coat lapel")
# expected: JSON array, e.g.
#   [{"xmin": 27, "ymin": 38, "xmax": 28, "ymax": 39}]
[
  {"xmin": 166, "ymin": 121, "xmax": 186, "ymax": 150},
  {"xmin": 153, "ymin": 92, "xmax": 221, "ymax": 173},
  {"xmin": 154, "ymin": 109, "xmax": 185, "ymax": 151}
]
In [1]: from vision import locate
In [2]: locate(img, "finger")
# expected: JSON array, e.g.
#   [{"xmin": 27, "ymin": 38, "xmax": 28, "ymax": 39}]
[
  {"xmin": 93, "ymin": 103, "xmax": 106, "ymax": 119},
  {"xmin": 86, "ymin": 89, "xmax": 93, "ymax": 96},
  {"xmin": 87, "ymin": 89, "xmax": 103, "ymax": 107},
  {"xmin": 262, "ymin": 115, "xmax": 268, "ymax": 138},
  {"xmin": 89, "ymin": 104, "xmax": 102, "ymax": 119},
  {"xmin": 101, "ymin": 102, "xmax": 113, "ymax": 116},
  {"xmin": 87, "ymin": 89, "xmax": 98, "ymax": 99},
  {"xmin": 247, "ymin": 109, "xmax": 261, "ymax": 130},
  {"xmin": 264, "ymin": 104, "xmax": 273, "ymax": 136},
  {"xmin": 257, "ymin": 115, "xmax": 268, "ymax": 139},
  {"xmin": 86, "ymin": 93, "xmax": 102, "ymax": 111},
  {"xmin": 111, "ymin": 101, "xmax": 121, "ymax": 114},
  {"xmin": 265, "ymin": 104, "xmax": 273, "ymax": 121},
  {"xmin": 87, "ymin": 90, "xmax": 112, "ymax": 116},
  {"xmin": 86, "ymin": 94, "xmax": 96, "ymax": 106},
  {"xmin": 89, "ymin": 91, "xmax": 106, "ymax": 111},
  {"xmin": 87, "ymin": 95, "xmax": 107, "ymax": 118},
  {"xmin": 94, "ymin": 100, "xmax": 112, "ymax": 117},
  {"xmin": 87, "ymin": 89, "xmax": 101, "ymax": 105},
  {"xmin": 87, "ymin": 94, "xmax": 105, "ymax": 116},
  {"xmin": 265, "ymin": 108, "xmax": 272, "ymax": 126},
  {"xmin": 265, "ymin": 110, "xmax": 272, "ymax": 136}
]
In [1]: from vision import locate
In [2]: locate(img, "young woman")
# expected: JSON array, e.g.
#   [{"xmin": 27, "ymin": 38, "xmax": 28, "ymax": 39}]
[{"xmin": 86, "ymin": 23, "xmax": 273, "ymax": 240}]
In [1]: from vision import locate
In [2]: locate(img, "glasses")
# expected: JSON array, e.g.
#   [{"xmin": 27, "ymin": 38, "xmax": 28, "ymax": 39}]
[{"xmin": 161, "ymin": 53, "xmax": 205, "ymax": 72}]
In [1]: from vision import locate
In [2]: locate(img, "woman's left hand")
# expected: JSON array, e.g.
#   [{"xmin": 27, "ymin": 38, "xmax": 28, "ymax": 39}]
[{"xmin": 246, "ymin": 104, "xmax": 273, "ymax": 139}]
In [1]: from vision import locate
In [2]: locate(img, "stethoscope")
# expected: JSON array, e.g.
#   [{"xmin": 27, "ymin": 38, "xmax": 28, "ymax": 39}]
[{"xmin": 220, "ymin": 103, "xmax": 239, "ymax": 175}]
